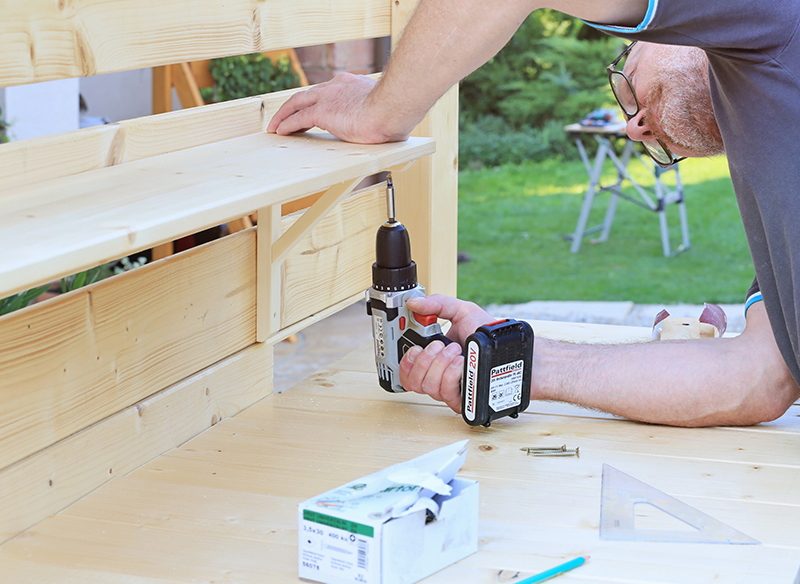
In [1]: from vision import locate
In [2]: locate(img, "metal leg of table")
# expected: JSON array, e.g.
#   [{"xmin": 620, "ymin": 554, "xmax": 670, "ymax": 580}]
[
  {"xmin": 597, "ymin": 140, "xmax": 635, "ymax": 243},
  {"xmin": 569, "ymin": 137, "xmax": 613, "ymax": 254},
  {"xmin": 654, "ymin": 165, "xmax": 691, "ymax": 257}
]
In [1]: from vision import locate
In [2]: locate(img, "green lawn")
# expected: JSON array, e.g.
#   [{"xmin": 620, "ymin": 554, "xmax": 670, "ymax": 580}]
[{"xmin": 457, "ymin": 155, "xmax": 753, "ymax": 306}]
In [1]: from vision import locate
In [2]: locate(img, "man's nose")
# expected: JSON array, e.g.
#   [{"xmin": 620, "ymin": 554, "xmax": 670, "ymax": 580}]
[{"xmin": 625, "ymin": 110, "xmax": 653, "ymax": 142}]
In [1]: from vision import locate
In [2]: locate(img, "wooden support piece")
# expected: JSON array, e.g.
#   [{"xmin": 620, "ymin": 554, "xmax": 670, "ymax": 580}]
[{"xmin": 256, "ymin": 205, "xmax": 283, "ymax": 342}]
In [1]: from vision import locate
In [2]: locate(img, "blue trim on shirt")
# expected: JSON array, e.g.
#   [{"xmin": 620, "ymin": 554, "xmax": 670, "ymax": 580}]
[
  {"xmin": 582, "ymin": 0, "xmax": 657, "ymax": 33},
  {"xmin": 744, "ymin": 292, "xmax": 763, "ymax": 317}
]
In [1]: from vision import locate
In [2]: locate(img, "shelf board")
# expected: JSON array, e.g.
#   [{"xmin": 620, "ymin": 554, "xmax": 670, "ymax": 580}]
[{"xmin": 0, "ymin": 132, "xmax": 435, "ymax": 298}]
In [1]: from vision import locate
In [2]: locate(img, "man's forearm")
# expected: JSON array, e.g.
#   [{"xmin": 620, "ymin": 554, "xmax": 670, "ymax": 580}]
[
  {"xmin": 532, "ymin": 305, "xmax": 799, "ymax": 426},
  {"xmin": 370, "ymin": 0, "xmax": 537, "ymax": 137}
]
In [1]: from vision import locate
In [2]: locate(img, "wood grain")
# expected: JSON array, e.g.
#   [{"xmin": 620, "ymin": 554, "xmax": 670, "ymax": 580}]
[
  {"xmin": 0, "ymin": 75, "xmax": 381, "ymax": 194},
  {"xmin": 1, "ymin": 340, "xmax": 797, "ymax": 582},
  {"xmin": 0, "ymin": 132, "xmax": 434, "ymax": 298},
  {"xmin": 0, "ymin": 341, "xmax": 271, "ymax": 545},
  {"xmin": 0, "ymin": 0, "xmax": 390, "ymax": 87},
  {"xmin": 280, "ymin": 183, "xmax": 385, "ymax": 329},
  {"xmin": 0, "ymin": 229, "xmax": 256, "ymax": 471}
]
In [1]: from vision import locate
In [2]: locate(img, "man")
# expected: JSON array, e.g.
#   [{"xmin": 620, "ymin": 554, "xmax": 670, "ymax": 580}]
[{"xmin": 269, "ymin": 0, "xmax": 800, "ymax": 426}]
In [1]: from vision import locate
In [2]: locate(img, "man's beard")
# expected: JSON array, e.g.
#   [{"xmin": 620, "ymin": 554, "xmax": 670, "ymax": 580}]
[{"xmin": 644, "ymin": 47, "xmax": 725, "ymax": 158}]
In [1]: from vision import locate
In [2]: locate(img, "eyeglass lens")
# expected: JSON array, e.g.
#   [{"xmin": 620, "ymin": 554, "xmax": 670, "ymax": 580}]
[{"xmin": 610, "ymin": 73, "xmax": 638, "ymax": 116}]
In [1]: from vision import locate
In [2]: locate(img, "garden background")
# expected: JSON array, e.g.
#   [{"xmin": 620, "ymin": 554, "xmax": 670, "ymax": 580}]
[{"xmin": 456, "ymin": 11, "xmax": 750, "ymax": 307}]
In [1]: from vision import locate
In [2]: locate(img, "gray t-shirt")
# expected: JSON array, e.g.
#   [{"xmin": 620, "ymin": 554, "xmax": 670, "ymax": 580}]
[{"xmin": 593, "ymin": 0, "xmax": 800, "ymax": 384}]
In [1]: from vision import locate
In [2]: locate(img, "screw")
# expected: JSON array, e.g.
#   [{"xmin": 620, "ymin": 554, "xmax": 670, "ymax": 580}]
[
  {"xmin": 529, "ymin": 448, "xmax": 579, "ymax": 458},
  {"xmin": 520, "ymin": 444, "xmax": 567, "ymax": 453}
]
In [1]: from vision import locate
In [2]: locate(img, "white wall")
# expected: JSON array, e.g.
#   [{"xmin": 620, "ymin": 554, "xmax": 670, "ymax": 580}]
[
  {"xmin": 1, "ymin": 78, "xmax": 80, "ymax": 141},
  {"xmin": 80, "ymin": 68, "xmax": 153, "ymax": 122}
]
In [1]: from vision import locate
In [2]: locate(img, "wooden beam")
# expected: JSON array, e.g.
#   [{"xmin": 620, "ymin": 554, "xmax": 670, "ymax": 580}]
[
  {"xmin": 280, "ymin": 183, "xmax": 385, "ymax": 328},
  {"xmin": 256, "ymin": 205, "xmax": 283, "ymax": 342},
  {"xmin": 0, "ymin": 0, "xmax": 391, "ymax": 87},
  {"xmin": 152, "ymin": 65, "xmax": 173, "ymax": 115},
  {"xmin": 272, "ymin": 177, "xmax": 364, "ymax": 264},
  {"xmin": 172, "ymin": 63, "xmax": 205, "ymax": 109},
  {"xmin": 258, "ymin": 177, "xmax": 365, "ymax": 341},
  {"xmin": 0, "ymin": 229, "xmax": 257, "ymax": 471},
  {"xmin": 0, "ymin": 341, "xmax": 271, "ymax": 545}
]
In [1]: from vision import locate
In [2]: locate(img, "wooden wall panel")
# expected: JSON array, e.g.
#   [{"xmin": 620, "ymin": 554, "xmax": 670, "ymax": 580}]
[
  {"xmin": 0, "ymin": 0, "xmax": 390, "ymax": 87},
  {"xmin": 0, "ymin": 229, "xmax": 256, "ymax": 471},
  {"xmin": 280, "ymin": 183, "xmax": 384, "ymax": 328},
  {"xmin": 0, "ymin": 341, "xmax": 271, "ymax": 545}
]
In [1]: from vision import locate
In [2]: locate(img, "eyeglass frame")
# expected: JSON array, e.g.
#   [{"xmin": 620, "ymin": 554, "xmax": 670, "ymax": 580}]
[{"xmin": 607, "ymin": 41, "xmax": 686, "ymax": 169}]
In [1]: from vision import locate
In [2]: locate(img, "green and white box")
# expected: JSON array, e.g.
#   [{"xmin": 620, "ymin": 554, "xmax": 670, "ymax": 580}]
[{"xmin": 298, "ymin": 441, "xmax": 478, "ymax": 584}]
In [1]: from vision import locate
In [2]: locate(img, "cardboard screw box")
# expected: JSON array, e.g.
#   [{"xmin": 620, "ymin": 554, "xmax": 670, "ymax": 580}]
[{"xmin": 298, "ymin": 441, "xmax": 479, "ymax": 584}]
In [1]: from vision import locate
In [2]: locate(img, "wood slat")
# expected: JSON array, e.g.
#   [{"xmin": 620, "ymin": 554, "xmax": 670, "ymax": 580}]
[
  {"xmin": 0, "ymin": 0, "xmax": 390, "ymax": 87},
  {"xmin": 0, "ymin": 341, "xmax": 271, "ymax": 545},
  {"xmin": 0, "ymin": 132, "xmax": 434, "ymax": 298},
  {"xmin": 0, "ymin": 228, "xmax": 256, "ymax": 472},
  {"xmin": 0, "ymin": 75, "xmax": 382, "ymax": 195},
  {"xmin": 281, "ymin": 183, "xmax": 384, "ymax": 328}
]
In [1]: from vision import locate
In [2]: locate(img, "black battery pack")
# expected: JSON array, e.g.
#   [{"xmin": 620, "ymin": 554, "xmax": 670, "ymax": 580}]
[{"xmin": 461, "ymin": 319, "xmax": 534, "ymax": 427}]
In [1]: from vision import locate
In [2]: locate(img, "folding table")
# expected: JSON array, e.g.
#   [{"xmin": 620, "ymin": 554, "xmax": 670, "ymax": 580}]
[{"xmin": 564, "ymin": 122, "xmax": 691, "ymax": 257}]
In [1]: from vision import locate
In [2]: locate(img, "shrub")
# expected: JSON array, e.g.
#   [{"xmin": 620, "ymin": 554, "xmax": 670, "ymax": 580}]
[
  {"xmin": 201, "ymin": 54, "xmax": 301, "ymax": 103},
  {"xmin": 0, "ymin": 106, "xmax": 9, "ymax": 143},
  {"xmin": 458, "ymin": 12, "xmax": 624, "ymax": 167}
]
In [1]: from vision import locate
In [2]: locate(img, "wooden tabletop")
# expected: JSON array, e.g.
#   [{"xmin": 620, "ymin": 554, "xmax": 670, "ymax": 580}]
[
  {"xmin": 1, "ymin": 320, "xmax": 798, "ymax": 583},
  {"xmin": 564, "ymin": 122, "xmax": 627, "ymax": 136}
]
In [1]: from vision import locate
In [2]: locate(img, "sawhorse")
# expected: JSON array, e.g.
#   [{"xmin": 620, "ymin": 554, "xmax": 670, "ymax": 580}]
[{"xmin": 564, "ymin": 123, "xmax": 690, "ymax": 257}]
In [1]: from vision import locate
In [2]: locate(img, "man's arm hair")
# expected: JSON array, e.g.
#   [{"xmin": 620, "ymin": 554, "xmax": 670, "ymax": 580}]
[
  {"xmin": 269, "ymin": 0, "xmax": 648, "ymax": 141},
  {"xmin": 533, "ymin": 302, "xmax": 800, "ymax": 427}
]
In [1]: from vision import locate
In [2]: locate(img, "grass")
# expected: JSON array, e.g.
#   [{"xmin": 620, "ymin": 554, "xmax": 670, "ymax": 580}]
[{"xmin": 457, "ymin": 155, "xmax": 753, "ymax": 306}]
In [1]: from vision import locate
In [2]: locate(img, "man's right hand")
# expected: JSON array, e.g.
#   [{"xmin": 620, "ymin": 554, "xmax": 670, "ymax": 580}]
[
  {"xmin": 267, "ymin": 73, "xmax": 413, "ymax": 144},
  {"xmin": 398, "ymin": 294, "xmax": 495, "ymax": 413}
]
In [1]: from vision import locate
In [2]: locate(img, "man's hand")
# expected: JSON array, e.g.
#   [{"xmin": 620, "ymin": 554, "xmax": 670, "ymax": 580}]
[
  {"xmin": 398, "ymin": 294, "xmax": 495, "ymax": 413},
  {"xmin": 267, "ymin": 73, "xmax": 412, "ymax": 144}
]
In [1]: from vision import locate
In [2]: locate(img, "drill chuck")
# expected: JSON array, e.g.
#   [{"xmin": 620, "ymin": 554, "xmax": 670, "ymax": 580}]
[{"xmin": 372, "ymin": 221, "xmax": 418, "ymax": 292}]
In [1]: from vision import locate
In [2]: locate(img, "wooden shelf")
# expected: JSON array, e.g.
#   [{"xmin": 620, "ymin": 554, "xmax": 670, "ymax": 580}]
[{"xmin": 0, "ymin": 132, "xmax": 434, "ymax": 298}]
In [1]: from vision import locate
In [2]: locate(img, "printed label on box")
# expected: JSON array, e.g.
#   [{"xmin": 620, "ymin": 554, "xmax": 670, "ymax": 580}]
[
  {"xmin": 300, "ymin": 510, "xmax": 378, "ymax": 583},
  {"xmin": 488, "ymin": 359, "xmax": 524, "ymax": 411}
]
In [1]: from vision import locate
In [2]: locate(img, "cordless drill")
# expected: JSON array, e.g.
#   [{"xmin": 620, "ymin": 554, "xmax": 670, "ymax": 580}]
[
  {"xmin": 366, "ymin": 174, "xmax": 452, "ymax": 393},
  {"xmin": 366, "ymin": 175, "xmax": 535, "ymax": 427}
]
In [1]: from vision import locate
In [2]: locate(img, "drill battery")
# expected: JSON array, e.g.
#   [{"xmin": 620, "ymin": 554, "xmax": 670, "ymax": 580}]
[{"xmin": 461, "ymin": 319, "xmax": 534, "ymax": 427}]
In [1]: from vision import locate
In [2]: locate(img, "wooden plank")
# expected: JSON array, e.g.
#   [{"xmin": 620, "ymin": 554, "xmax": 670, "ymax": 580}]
[
  {"xmin": 391, "ymin": 0, "xmax": 459, "ymax": 297},
  {"xmin": 0, "ymin": 229, "xmax": 256, "ymax": 472},
  {"xmin": 3, "ymin": 340, "xmax": 800, "ymax": 582},
  {"xmin": 0, "ymin": 0, "xmax": 391, "ymax": 87},
  {"xmin": 0, "ymin": 341, "xmax": 271, "ymax": 545},
  {"xmin": 0, "ymin": 74, "xmax": 381, "ymax": 193},
  {"xmin": 172, "ymin": 63, "xmax": 205, "ymax": 109},
  {"xmin": 256, "ymin": 205, "xmax": 282, "ymax": 342},
  {"xmin": 0, "ymin": 132, "xmax": 434, "ymax": 298},
  {"xmin": 280, "ymin": 183, "xmax": 385, "ymax": 328},
  {"xmin": 152, "ymin": 65, "xmax": 172, "ymax": 115}
]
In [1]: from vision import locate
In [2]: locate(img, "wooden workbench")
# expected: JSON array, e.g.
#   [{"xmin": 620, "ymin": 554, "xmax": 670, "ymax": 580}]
[{"xmin": 2, "ymin": 320, "xmax": 797, "ymax": 583}]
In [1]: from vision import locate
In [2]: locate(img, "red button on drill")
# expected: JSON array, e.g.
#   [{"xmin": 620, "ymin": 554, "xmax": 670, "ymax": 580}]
[
  {"xmin": 413, "ymin": 313, "xmax": 438, "ymax": 327},
  {"xmin": 399, "ymin": 316, "xmax": 406, "ymax": 330}
]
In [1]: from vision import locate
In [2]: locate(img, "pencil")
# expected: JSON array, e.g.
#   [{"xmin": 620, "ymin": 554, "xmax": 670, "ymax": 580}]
[{"xmin": 516, "ymin": 556, "xmax": 589, "ymax": 584}]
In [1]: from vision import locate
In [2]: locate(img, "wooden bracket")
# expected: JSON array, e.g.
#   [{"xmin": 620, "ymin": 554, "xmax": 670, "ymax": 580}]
[{"xmin": 256, "ymin": 175, "xmax": 366, "ymax": 342}]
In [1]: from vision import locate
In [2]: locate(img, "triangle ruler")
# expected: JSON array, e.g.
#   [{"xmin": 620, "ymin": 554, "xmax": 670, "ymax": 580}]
[{"xmin": 600, "ymin": 464, "xmax": 760, "ymax": 544}]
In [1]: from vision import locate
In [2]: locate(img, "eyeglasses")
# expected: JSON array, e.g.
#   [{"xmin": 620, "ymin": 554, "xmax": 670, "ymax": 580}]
[{"xmin": 607, "ymin": 41, "xmax": 685, "ymax": 168}]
